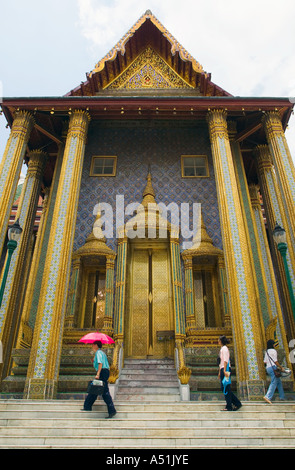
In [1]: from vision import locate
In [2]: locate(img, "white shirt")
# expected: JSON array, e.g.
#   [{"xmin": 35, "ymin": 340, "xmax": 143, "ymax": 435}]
[{"xmin": 264, "ymin": 348, "xmax": 277, "ymax": 368}]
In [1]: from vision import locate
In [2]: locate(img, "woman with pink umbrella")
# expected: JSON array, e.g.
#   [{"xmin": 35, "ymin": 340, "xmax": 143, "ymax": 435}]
[{"xmin": 79, "ymin": 333, "xmax": 116, "ymax": 419}]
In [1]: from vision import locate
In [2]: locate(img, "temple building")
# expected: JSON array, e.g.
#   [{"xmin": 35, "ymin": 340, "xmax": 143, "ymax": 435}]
[{"xmin": 0, "ymin": 10, "xmax": 295, "ymax": 401}]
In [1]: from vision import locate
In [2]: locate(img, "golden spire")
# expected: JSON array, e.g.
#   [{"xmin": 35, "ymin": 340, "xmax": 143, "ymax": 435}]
[
  {"xmin": 73, "ymin": 207, "xmax": 115, "ymax": 258},
  {"xmin": 184, "ymin": 211, "xmax": 223, "ymax": 257},
  {"xmin": 141, "ymin": 171, "xmax": 156, "ymax": 208}
]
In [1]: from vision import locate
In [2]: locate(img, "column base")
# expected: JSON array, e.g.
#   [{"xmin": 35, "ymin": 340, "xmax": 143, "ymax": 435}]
[
  {"xmin": 247, "ymin": 379, "xmax": 266, "ymax": 400},
  {"xmin": 24, "ymin": 378, "xmax": 57, "ymax": 400},
  {"xmin": 179, "ymin": 383, "xmax": 190, "ymax": 401},
  {"xmin": 238, "ymin": 380, "xmax": 265, "ymax": 400}
]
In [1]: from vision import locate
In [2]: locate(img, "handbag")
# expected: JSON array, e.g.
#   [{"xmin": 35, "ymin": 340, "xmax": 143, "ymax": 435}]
[
  {"xmin": 266, "ymin": 350, "xmax": 281, "ymax": 377},
  {"xmin": 87, "ymin": 379, "xmax": 105, "ymax": 395},
  {"xmin": 222, "ymin": 361, "xmax": 231, "ymax": 395}
]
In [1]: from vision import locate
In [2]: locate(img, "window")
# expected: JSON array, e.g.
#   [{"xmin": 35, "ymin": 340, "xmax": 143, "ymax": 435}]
[
  {"xmin": 90, "ymin": 156, "xmax": 117, "ymax": 176},
  {"xmin": 181, "ymin": 155, "xmax": 209, "ymax": 178}
]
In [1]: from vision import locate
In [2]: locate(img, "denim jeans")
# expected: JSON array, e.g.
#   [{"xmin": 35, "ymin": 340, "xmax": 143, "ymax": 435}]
[
  {"xmin": 265, "ymin": 366, "xmax": 285, "ymax": 400},
  {"xmin": 83, "ymin": 368, "xmax": 116, "ymax": 414}
]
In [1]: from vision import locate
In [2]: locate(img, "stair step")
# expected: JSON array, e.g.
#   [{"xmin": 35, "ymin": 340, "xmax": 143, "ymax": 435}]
[
  {"xmin": 115, "ymin": 395, "xmax": 181, "ymax": 402},
  {"xmin": 117, "ymin": 386, "xmax": 179, "ymax": 393},
  {"xmin": 1, "ymin": 417, "xmax": 295, "ymax": 427},
  {"xmin": 0, "ymin": 400, "xmax": 295, "ymax": 448},
  {"xmin": 0, "ymin": 435, "xmax": 294, "ymax": 448},
  {"xmin": 117, "ymin": 358, "xmax": 181, "ymax": 401},
  {"xmin": 2, "ymin": 409, "xmax": 295, "ymax": 419},
  {"xmin": 120, "ymin": 365, "xmax": 176, "ymax": 372},
  {"xmin": 124, "ymin": 359, "xmax": 174, "ymax": 364},
  {"xmin": 1, "ymin": 425, "xmax": 295, "ymax": 438},
  {"xmin": 119, "ymin": 380, "xmax": 178, "ymax": 387}
]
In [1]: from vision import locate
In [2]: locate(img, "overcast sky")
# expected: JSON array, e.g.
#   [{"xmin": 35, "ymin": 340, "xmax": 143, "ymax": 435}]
[{"xmin": 1, "ymin": 0, "xmax": 295, "ymax": 181}]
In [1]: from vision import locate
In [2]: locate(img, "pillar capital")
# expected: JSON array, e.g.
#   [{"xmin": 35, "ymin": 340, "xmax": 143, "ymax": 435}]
[
  {"xmin": 10, "ymin": 110, "xmax": 35, "ymax": 140},
  {"xmin": 248, "ymin": 183, "xmax": 261, "ymax": 210},
  {"xmin": 67, "ymin": 110, "xmax": 91, "ymax": 140},
  {"xmin": 254, "ymin": 144, "xmax": 273, "ymax": 172},
  {"xmin": 227, "ymin": 120, "xmax": 237, "ymax": 141},
  {"xmin": 27, "ymin": 150, "xmax": 48, "ymax": 179},
  {"xmin": 207, "ymin": 109, "xmax": 228, "ymax": 140},
  {"xmin": 262, "ymin": 110, "xmax": 284, "ymax": 139},
  {"xmin": 182, "ymin": 253, "xmax": 193, "ymax": 268}
]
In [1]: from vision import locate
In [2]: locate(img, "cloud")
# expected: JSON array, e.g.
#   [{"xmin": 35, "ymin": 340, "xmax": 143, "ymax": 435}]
[
  {"xmin": 77, "ymin": 0, "xmax": 295, "ymax": 94},
  {"xmin": 77, "ymin": 0, "xmax": 157, "ymax": 54}
]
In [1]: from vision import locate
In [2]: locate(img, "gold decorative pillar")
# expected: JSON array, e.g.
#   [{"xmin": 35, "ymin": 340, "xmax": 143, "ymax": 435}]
[
  {"xmin": 110, "ymin": 233, "xmax": 127, "ymax": 384},
  {"xmin": 16, "ymin": 187, "xmax": 50, "ymax": 348},
  {"xmin": 170, "ymin": 231, "xmax": 185, "ymax": 341},
  {"xmin": 255, "ymin": 144, "xmax": 295, "ymax": 338},
  {"xmin": 170, "ymin": 229, "xmax": 190, "ymax": 383},
  {"xmin": 0, "ymin": 111, "xmax": 35, "ymax": 256},
  {"xmin": 64, "ymin": 258, "xmax": 82, "ymax": 329},
  {"xmin": 207, "ymin": 109, "xmax": 265, "ymax": 398},
  {"xmin": 19, "ymin": 145, "xmax": 64, "ymax": 348},
  {"xmin": 113, "ymin": 232, "xmax": 127, "ymax": 342},
  {"xmin": 24, "ymin": 110, "xmax": 90, "ymax": 399},
  {"xmin": 249, "ymin": 184, "xmax": 294, "ymax": 375},
  {"xmin": 230, "ymin": 125, "xmax": 269, "ymax": 345},
  {"xmin": 263, "ymin": 111, "xmax": 295, "ymax": 243},
  {"xmin": 217, "ymin": 256, "xmax": 231, "ymax": 329},
  {"xmin": 102, "ymin": 254, "xmax": 116, "ymax": 336},
  {"xmin": 0, "ymin": 149, "xmax": 47, "ymax": 381},
  {"xmin": 182, "ymin": 255, "xmax": 195, "ymax": 332}
]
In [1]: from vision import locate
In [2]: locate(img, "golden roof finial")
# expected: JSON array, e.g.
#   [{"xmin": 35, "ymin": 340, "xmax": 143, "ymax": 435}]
[
  {"xmin": 183, "ymin": 210, "xmax": 223, "ymax": 257},
  {"xmin": 73, "ymin": 206, "xmax": 116, "ymax": 259},
  {"xmin": 142, "ymin": 170, "xmax": 156, "ymax": 208}
]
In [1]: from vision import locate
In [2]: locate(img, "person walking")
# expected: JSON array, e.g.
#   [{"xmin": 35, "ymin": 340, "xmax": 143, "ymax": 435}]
[
  {"xmin": 263, "ymin": 339, "xmax": 285, "ymax": 404},
  {"xmin": 82, "ymin": 341, "xmax": 117, "ymax": 418},
  {"xmin": 218, "ymin": 335, "xmax": 242, "ymax": 411}
]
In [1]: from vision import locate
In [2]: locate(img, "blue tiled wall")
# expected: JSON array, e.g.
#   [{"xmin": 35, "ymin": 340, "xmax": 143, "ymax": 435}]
[{"xmin": 73, "ymin": 120, "xmax": 222, "ymax": 253}]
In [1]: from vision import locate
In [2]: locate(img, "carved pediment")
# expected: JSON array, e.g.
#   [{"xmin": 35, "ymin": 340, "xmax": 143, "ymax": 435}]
[{"xmin": 105, "ymin": 47, "xmax": 192, "ymax": 90}]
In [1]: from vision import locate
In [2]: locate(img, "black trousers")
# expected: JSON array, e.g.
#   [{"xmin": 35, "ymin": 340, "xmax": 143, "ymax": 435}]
[
  {"xmin": 83, "ymin": 368, "xmax": 116, "ymax": 414},
  {"xmin": 220, "ymin": 367, "xmax": 242, "ymax": 410}
]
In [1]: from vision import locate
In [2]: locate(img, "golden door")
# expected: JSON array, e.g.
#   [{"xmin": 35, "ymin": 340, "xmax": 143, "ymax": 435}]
[{"xmin": 125, "ymin": 245, "xmax": 174, "ymax": 358}]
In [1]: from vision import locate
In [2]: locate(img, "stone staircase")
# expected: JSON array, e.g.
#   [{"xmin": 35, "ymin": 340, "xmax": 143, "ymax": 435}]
[
  {"xmin": 117, "ymin": 358, "xmax": 181, "ymax": 402},
  {"xmin": 0, "ymin": 399, "xmax": 295, "ymax": 448}
]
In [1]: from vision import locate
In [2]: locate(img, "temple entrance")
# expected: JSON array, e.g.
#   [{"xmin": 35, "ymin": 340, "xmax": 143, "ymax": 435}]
[
  {"xmin": 124, "ymin": 240, "xmax": 174, "ymax": 358},
  {"xmin": 78, "ymin": 267, "xmax": 106, "ymax": 330}
]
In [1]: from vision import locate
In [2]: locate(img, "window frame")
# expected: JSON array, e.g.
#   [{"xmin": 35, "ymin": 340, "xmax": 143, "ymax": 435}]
[
  {"xmin": 181, "ymin": 155, "xmax": 209, "ymax": 178},
  {"xmin": 90, "ymin": 156, "xmax": 117, "ymax": 177}
]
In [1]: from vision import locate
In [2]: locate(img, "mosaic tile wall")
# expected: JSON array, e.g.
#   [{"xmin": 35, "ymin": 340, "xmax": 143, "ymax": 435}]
[{"xmin": 73, "ymin": 120, "xmax": 222, "ymax": 254}]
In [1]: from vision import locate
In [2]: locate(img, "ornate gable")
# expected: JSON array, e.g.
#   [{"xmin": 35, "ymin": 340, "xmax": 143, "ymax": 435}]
[
  {"xmin": 105, "ymin": 47, "xmax": 192, "ymax": 90},
  {"xmin": 66, "ymin": 10, "xmax": 231, "ymax": 97}
]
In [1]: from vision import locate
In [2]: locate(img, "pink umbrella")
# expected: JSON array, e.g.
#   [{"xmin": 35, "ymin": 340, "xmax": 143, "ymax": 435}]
[{"xmin": 78, "ymin": 332, "xmax": 115, "ymax": 345}]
